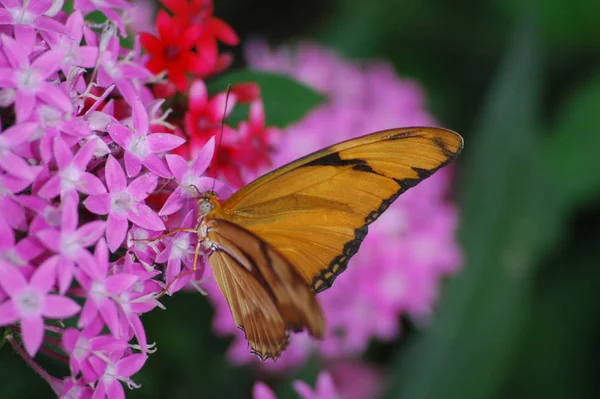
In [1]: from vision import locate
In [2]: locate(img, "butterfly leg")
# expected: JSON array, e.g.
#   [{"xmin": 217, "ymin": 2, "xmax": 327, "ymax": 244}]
[
  {"xmin": 131, "ymin": 227, "xmax": 197, "ymax": 244},
  {"xmin": 154, "ymin": 240, "xmax": 205, "ymax": 299}
]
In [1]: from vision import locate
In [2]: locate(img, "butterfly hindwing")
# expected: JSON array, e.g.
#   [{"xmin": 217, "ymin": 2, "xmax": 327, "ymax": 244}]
[
  {"xmin": 206, "ymin": 218, "xmax": 324, "ymax": 360},
  {"xmin": 220, "ymin": 127, "xmax": 463, "ymax": 292}
]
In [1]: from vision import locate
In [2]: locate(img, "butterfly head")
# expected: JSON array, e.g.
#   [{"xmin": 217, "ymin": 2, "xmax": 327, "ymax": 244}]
[{"xmin": 198, "ymin": 191, "xmax": 220, "ymax": 216}]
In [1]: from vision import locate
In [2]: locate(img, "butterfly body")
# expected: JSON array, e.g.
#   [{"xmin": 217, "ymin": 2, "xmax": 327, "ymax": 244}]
[{"xmin": 192, "ymin": 127, "xmax": 463, "ymax": 360}]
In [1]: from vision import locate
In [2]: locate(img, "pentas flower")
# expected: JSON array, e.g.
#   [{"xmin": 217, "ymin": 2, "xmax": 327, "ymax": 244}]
[
  {"xmin": 0, "ymin": 0, "xmax": 68, "ymax": 36},
  {"xmin": 0, "ymin": 34, "xmax": 72, "ymax": 123},
  {"xmin": 140, "ymin": 10, "xmax": 207, "ymax": 92},
  {"xmin": 83, "ymin": 155, "xmax": 165, "ymax": 252},
  {"xmin": 0, "ymin": 0, "xmax": 272, "ymax": 396},
  {"xmin": 0, "ymin": 258, "xmax": 80, "ymax": 356},
  {"xmin": 107, "ymin": 99, "xmax": 184, "ymax": 178},
  {"xmin": 207, "ymin": 41, "xmax": 462, "ymax": 369},
  {"xmin": 253, "ymin": 371, "xmax": 340, "ymax": 399}
]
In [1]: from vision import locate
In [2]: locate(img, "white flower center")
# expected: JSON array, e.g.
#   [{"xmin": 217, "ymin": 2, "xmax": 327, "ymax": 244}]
[
  {"xmin": 171, "ymin": 235, "xmax": 191, "ymax": 260},
  {"xmin": 44, "ymin": 206, "xmax": 61, "ymax": 226},
  {"xmin": 11, "ymin": 8, "xmax": 35, "ymax": 25},
  {"xmin": 18, "ymin": 68, "xmax": 41, "ymax": 92},
  {"xmin": 73, "ymin": 336, "xmax": 91, "ymax": 360},
  {"xmin": 90, "ymin": 281, "xmax": 107, "ymax": 302},
  {"xmin": 0, "ymin": 249, "xmax": 27, "ymax": 267},
  {"xmin": 61, "ymin": 165, "xmax": 81, "ymax": 191},
  {"xmin": 128, "ymin": 135, "xmax": 149, "ymax": 159},
  {"xmin": 16, "ymin": 289, "xmax": 43, "ymax": 317},
  {"xmin": 111, "ymin": 191, "xmax": 134, "ymax": 214},
  {"xmin": 61, "ymin": 232, "xmax": 82, "ymax": 258}
]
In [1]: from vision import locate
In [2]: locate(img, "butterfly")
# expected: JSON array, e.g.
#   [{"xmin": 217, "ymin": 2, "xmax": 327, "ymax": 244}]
[{"xmin": 183, "ymin": 127, "xmax": 463, "ymax": 361}]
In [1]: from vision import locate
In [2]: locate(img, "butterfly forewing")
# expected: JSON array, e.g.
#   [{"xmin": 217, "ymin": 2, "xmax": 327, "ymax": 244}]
[
  {"xmin": 206, "ymin": 218, "xmax": 324, "ymax": 360},
  {"xmin": 219, "ymin": 127, "xmax": 463, "ymax": 292}
]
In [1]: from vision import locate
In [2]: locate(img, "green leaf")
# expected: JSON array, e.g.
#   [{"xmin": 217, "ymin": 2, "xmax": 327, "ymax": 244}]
[
  {"xmin": 385, "ymin": 16, "xmax": 561, "ymax": 399},
  {"xmin": 544, "ymin": 71, "xmax": 600, "ymax": 205},
  {"xmin": 208, "ymin": 70, "xmax": 324, "ymax": 128}
]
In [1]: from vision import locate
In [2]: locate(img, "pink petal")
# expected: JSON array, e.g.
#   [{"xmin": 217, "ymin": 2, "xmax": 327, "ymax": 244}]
[
  {"xmin": 94, "ymin": 239, "xmax": 108, "ymax": 276},
  {"xmin": 191, "ymin": 136, "xmax": 215, "ymax": 175},
  {"xmin": 37, "ymin": 82, "xmax": 72, "ymax": 112},
  {"xmin": 253, "ymin": 382, "xmax": 278, "ymax": 399},
  {"xmin": 77, "ymin": 298, "xmax": 98, "ymax": 329},
  {"xmin": 104, "ymin": 155, "xmax": 126, "ymax": 192},
  {"xmin": 35, "ymin": 229, "xmax": 59, "ymax": 251},
  {"xmin": 0, "ymin": 151, "xmax": 40, "ymax": 181},
  {"xmin": 34, "ymin": 16, "xmax": 69, "ymax": 35},
  {"xmin": 147, "ymin": 133, "xmax": 185, "ymax": 153},
  {"xmin": 188, "ymin": 80, "xmax": 209, "ymax": 112},
  {"xmin": 106, "ymin": 380, "xmax": 125, "ymax": 399},
  {"xmin": 140, "ymin": 153, "xmax": 171, "ymax": 178},
  {"xmin": 98, "ymin": 300, "xmax": 120, "ymax": 338},
  {"xmin": 61, "ymin": 328, "xmax": 79, "ymax": 355},
  {"xmin": 132, "ymin": 100, "xmax": 149, "ymax": 135},
  {"xmin": 31, "ymin": 257, "xmax": 57, "ymax": 293},
  {"xmin": 127, "ymin": 204, "xmax": 165, "ymax": 231},
  {"xmin": 0, "ymin": 300, "xmax": 19, "ymax": 325},
  {"xmin": 107, "ymin": 122, "xmax": 131, "ymax": 149},
  {"xmin": 106, "ymin": 213, "xmax": 128, "ymax": 253},
  {"xmin": 72, "ymin": 140, "xmax": 96, "ymax": 170},
  {"xmin": 249, "ymin": 100, "xmax": 266, "ymax": 128},
  {"xmin": 43, "ymin": 295, "xmax": 81, "ymax": 318},
  {"xmin": 1, "ymin": 35, "xmax": 28, "ymax": 67},
  {"xmin": 79, "ymin": 172, "xmax": 107, "ymax": 195},
  {"xmin": 76, "ymin": 221, "xmax": 105, "ymax": 247},
  {"xmin": 124, "ymin": 151, "xmax": 142, "ymax": 177},
  {"xmin": 15, "ymin": 91, "xmax": 36, "ymax": 123},
  {"xmin": 0, "ymin": 260, "xmax": 27, "ymax": 295},
  {"xmin": 32, "ymin": 48, "xmax": 65, "ymax": 79},
  {"xmin": 61, "ymin": 194, "xmax": 79, "ymax": 231},
  {"xmin": 115, "ymin": 354, "xmax": 148, "ymax": 377},
  {"xmin": 129, "ymin": 313, "xmax": 147, "ymax": 352},
  {"xmin": 165, "ymin": 154, "xmax": 188, "ymax": 181},
  {"xmin": 37, "ymin": 175, "xmax": 61, "ymax": 199},
  {"xmin": 21, "ymin": 316, "xmax": 44, "ymax": 356},
  {"xmin": 74, "ymin": 249, "xmax": 97, "ymax": 280},
  {"xmin": 0, "ymin": 123, "xmax": 37, "ymax": 147},
  {"xmin": 209, "ymin": 91, "xmax": 237, "ymax": 119},
  {"xmin": 127, "ymin": 173, "xmax": 157, "ymax": 201},
  {"xmin": 158, "ymin": 187, "xmax": 185, "ymax": 216},
  {"xmin": 57, "ymin": 257, "xmax": 75, "ymax": 294},
  {"xmin": 83, "ymin": 193, "xmax": 111, "ymax": 215},
  {"xmin": 105, "ymin": 274, "xmax": 137, "ymax": 294}
]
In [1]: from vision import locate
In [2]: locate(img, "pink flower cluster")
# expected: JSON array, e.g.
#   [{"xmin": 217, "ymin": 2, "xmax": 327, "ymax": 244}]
[
  {"xmin": 0, "ymin": 1, "xmax": 224, "ymax": 397},
  {"xmin": 207, "ymin": 41, "xmax": 463, "ymax": 370}
]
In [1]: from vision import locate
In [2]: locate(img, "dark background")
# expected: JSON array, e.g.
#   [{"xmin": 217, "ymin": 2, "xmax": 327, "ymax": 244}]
[{"xmin": 2, "ymin": 0, "xmax": 600, "ymax": 398}]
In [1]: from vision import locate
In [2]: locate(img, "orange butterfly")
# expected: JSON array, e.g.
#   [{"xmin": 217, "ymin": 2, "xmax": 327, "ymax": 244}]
[{"xmin": 166, "ymin": 127, "xmax": 463, "ymax": 360}]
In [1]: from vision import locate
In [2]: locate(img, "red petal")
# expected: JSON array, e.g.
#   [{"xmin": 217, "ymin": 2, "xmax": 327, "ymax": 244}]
[
  {"xmin": 208, "ymin": 18, "xmax": 239, "ymax": 45},
  {"xmin": 146, "ymin": 57, "xmax": 167, "ymax": 74},
  {"xmin": 180, "ymin": 24, "xmax": 203, "ymax": 50},
  {"xmin": 182, "ymin": 53, "xmax": 214, "ymax": 75},
  {"xmin": 160, "ymin": 0, "xmax": 188, "ymax": 15},
  {"xmin": 139, "ymin": 33, "xmax": 163, "ymax": 56},
  {"xmin": 156, "ymin": 10, "xmax": 175, "ymax": 42},
  {"xmin": 169, "ymin": 68, "xmax": 188, "ymax": 93},
  {"xmin": 232, "ymin": 83, "xmax": 261, "ymax": 103}
]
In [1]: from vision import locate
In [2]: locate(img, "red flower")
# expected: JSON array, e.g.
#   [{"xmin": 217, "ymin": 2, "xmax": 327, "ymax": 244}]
[
  {"xmin": 160, "ymin": 0, "xmax": 239, "ymax": 74},
  {"xmin": 235, "ymin": 100, "xmax": 281, "ymax": 171},
  {"xmin": 140, "ymin": 10, "xmax": 211, "ymax": 92}
]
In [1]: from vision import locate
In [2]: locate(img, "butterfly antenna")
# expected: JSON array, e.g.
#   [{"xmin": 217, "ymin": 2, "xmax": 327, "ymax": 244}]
[{"xmin": 211, "ymin": 83, "xmax": 232, "ymax": 192}]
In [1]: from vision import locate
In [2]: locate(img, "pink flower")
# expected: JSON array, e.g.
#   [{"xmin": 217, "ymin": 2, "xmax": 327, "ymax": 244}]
[
  {"xmin": 0, "ymin": 258, "xmax": 80, "ymax": 356},
  {"xmin": 74, "ymin": 0, "xmax": 131, "ymax": 36},
  {"xmin": 38, "ymin": 138, "xmax": 106, "ymax": 201},
  {"xmin": 84, "ymin": 155, "xmax": 165, "ymax": 252},
  {"xmin": 0, "ymin": 122, "xmax": 42, "ymax": 181},
  {"xmin": 159, "ymin": 136, "xmax": 215, "ymax": 216},
  {"xmin": 293, "ymin": 372, "xmax": 340, "ymax": 399},
  {"xmin": 36, "ymin": 195, "xmax": 105, "ymax": 293},
  {"xmin": 107, "ymin": 100, "xmax": 184, "ymax": 178},
  {"xmin": 0, "ymin": 35, "xmax": 71, "ymax": 122},
  {"xmin": 0, "ymin": 0, "xmax": 68, "ymax": 36},
  {"xmin": 77, "ymin": 239, "xmax": 138, "ymax": 338},
  {"xmin": 89, "ymin": 353, "xmax": 147, "ymax": 399}
]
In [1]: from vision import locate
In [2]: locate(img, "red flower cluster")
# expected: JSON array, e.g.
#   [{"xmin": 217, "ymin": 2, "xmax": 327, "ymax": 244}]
[{"xmin": 140, "ymin": 0, "xmax": 280, "ymax": 188}]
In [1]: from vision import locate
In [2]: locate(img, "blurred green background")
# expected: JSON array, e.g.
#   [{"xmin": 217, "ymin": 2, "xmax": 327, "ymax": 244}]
[{"xmin": 2, "ymin": 0, "xmax": 600, "ymax": 398}]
